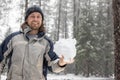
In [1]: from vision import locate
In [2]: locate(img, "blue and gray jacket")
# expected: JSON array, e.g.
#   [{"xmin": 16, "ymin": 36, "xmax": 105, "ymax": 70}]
[{"xmin": 0, "ymin": 26, "xmax": 65, "ymax": 80}]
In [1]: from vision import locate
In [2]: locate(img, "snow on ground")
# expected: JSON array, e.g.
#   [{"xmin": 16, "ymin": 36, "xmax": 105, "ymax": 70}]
[
  {"xmin": 47, "ymin": 74, "xmax": 114, "ymax": 80},
  {"xmin": 1, "ymin": 74, "xmax": 114, "ymax": 80}
]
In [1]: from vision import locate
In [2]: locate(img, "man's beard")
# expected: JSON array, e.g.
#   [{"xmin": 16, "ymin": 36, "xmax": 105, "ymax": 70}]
[
  {"xmin": 30, "ymin": 23, "xmax": 40, "ymax": 30},
  {"xmin": 30, "ymin": 26, "xmax": 40, "ymax": 30}
]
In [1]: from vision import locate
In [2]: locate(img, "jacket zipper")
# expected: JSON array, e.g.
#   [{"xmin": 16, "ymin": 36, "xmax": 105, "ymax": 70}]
[{"xmin": 22, "ymin": 42, "xmax": 29, "ymax": 80}]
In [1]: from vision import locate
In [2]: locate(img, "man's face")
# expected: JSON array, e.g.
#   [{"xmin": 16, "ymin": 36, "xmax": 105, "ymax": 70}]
[{"xmin": 26, "ymin": 12, "xmax": 42, "ymax": 30}]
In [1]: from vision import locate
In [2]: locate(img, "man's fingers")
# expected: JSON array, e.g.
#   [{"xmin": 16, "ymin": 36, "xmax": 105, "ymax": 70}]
[{"xmin": 67, "ymin": 58, "xmax": 75, "ymax": 64}]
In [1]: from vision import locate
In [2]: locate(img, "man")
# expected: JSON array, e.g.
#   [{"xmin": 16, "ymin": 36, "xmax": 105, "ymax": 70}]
[{"xmin": 0, "ymin": 5, "xmax": 74, "ymax": 80}]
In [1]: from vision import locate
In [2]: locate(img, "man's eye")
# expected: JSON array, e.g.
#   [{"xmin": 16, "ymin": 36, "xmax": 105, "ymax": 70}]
[
  {"xmin": 30, "ymin": 16, "xmax": 35, "ymax": 18},
  {"xmin": 37, "ymin": 16, "xmax": 41, "ymax": 18}
]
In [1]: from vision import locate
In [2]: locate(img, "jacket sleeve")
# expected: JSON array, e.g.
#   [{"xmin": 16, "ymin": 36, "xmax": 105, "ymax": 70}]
[
  {"xmin": 0, "ymin": 34, "xmax": 13, "ymax": 73},
  {"xmin": 44, "ymin": 39, "xmax": 66, "ymax": 73}
]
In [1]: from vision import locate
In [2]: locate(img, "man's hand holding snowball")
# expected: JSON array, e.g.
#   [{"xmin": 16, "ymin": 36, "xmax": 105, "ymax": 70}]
[{"xmin": 58, "ymin": 55, "xmax": 75, "ymax": 67}]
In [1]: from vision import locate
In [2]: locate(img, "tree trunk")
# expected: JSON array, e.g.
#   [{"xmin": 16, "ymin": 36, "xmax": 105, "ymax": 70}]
[
  {"xmin": 25, "ymin": 0, "xmax": 28, "ymax": 11},
  {"xmin": 39, "ymin": 0, "xmax": 41, "ymax": 6},
  {"xmin": 57, "ymin": 0, "xmax": 62, "ymax": 41},
  {"xmin": 113, "ymin": 0, "xmax": 120, "ymax": 80}
]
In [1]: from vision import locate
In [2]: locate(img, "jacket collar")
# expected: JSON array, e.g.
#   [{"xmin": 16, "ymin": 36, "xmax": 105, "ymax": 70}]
[{"xmin": 21, "ymin": 25, "xmax": 45, "ymax": 40}]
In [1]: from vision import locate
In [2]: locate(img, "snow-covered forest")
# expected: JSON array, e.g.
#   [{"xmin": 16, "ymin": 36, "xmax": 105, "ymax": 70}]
[{"xmin": 0, "ymin": 0, "xmax": 115, "ymax": 80}]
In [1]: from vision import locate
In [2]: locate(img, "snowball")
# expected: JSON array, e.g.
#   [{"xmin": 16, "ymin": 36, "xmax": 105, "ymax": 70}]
[{"xmin": 54, "ymin": 38, "xmax": 76, "ymax": 62}]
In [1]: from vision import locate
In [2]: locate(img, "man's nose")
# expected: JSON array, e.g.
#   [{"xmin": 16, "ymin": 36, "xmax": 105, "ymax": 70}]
[{"xmin": 33, "ymin": 17, "xmax": 38, "ymax": 21}]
